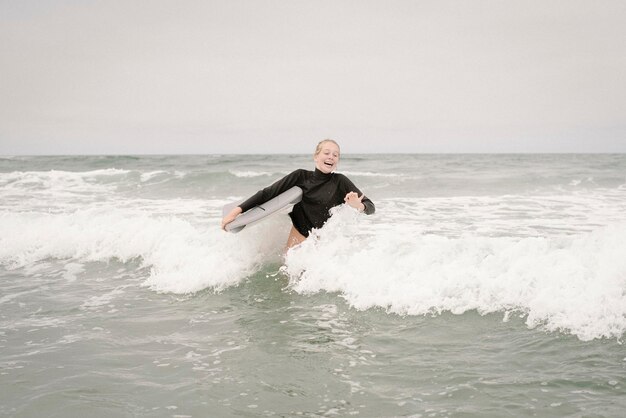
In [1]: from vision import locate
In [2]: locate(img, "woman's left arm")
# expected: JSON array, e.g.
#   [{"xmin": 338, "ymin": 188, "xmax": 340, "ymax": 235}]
[{"xmin": 340, "ymin": 175, "xmax": 375, "ymax": 214}]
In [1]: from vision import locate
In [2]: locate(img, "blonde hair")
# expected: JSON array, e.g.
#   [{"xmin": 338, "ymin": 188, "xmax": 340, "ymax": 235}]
[{"xmin": 314, "ymin": 139, "xmax": 341, "ymax": 157}]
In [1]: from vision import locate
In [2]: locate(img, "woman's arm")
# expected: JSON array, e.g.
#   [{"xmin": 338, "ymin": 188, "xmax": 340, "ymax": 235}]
[
  {"xmin": 221, "ymin": 169, "xmax": 303, "ymax": 230},
  {"xmin": 238, "ymin": 169, "xmax": 303, "ymax": 212},
  {"xmin": 344, "ymin": 191, "xmax": 366, "ymax": 212},
  {"xmin": 221, "ymin": 206, "xmax": 242, "ymax": 230},
  {"xmin": 339, "ymin": 175, "xmax": 375, "ymax": 215}
]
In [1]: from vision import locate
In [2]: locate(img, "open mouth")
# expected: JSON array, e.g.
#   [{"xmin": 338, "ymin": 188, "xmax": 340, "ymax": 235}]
[{"xmin": 324, "ymin": 161, "xmax": 334, "ymax": 167}]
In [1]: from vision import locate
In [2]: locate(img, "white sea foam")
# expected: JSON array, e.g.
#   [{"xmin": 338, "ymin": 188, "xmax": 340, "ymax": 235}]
[
  {"xmin": 282, "ymin": 206, "xmax": 626, "ymax": 341},
  {"xmin": 140, "ymin": 171, "xmax": 168, "ymax": 182},
  {"xmin": 0, "ymin": 168, "xmax": 130, "ymax": 184},
  {"xmin": 339, "ymin": 171, "xmax": 402, "ymax": 178},
  {"xmin": 0, "ymin": 169, "xmax": 128, "ymax": 195},
  {"xmin": 137, "ymin": 170, "xmax": 186, "ymax": 182},
  {"xmin": 0, "ymin": 207, "xmax": 289, "ymax": 294},
  {"xmin": 379, "ymin": 192, "xmax": 626, "ymax": 238},
  {"xmin": 62, "ymin": 262, "xmax": 84, "ymax": 282},
  {"xmin": 1, "ymin": 199, "xmax": 624, "ymax": 340},
  {"xmin": 82, "ymin": 285, "xmax": 131, "ymax": 308},
  {"xmin": 229, "ymin": 170, "xmax": 273, "ymax": 178}
]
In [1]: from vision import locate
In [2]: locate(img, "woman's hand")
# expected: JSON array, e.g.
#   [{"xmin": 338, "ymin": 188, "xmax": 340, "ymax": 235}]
[
  {"xmin": 344, "ymin": 192, "xmax": 365, "ymax": 212},
  {"xmin": 221, "ymin": 207, "xmax": 243, "ymax": 231}
]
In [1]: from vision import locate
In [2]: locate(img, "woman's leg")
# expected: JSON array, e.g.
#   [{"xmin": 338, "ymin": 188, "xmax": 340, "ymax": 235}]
[{"xmin": 285, "ymin": 225, "xmax": 306, "ymax": 250}]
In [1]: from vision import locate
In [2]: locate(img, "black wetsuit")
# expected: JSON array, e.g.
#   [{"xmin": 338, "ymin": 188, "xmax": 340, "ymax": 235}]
[{"xmin": 238, "ymin": 168, "xmax": 375, "ymax": 237}]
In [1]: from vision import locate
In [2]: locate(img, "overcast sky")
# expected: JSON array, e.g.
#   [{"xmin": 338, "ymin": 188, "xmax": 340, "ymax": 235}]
[{"xmin": 1, "ymin": 0, "xmax": 625, "ymax": 154}]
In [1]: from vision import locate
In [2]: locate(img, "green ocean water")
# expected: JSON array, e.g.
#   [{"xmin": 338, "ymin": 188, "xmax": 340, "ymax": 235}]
[{"xmin": 1, "ymin": 154, "xmax": 625, "ymax": 417}]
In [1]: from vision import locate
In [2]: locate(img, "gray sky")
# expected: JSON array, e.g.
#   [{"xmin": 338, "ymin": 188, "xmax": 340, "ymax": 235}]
[{"xmin": 1, "ymin": 0, "xmax": 625, "ymax": 154}]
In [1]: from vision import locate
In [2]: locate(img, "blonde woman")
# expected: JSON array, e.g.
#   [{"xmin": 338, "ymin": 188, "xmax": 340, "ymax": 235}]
[{"xmin": 221, "ymin": 139, "xmax": 375, "ymax": 248}]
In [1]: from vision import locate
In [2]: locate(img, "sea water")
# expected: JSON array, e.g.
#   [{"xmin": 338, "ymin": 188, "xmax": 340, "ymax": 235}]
[{"xmin": 0, "ymin": 154, "xmax": 625, "ymax": 417}]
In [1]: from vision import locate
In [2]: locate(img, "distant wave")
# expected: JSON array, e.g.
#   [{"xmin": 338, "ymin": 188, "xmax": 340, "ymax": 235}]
[
  {"xmin": 0, "ymin": 169, "xmax": 130, "ymax": 193},
  {"xmin": 228, "ymin": 169, "xmax": 401, "ymax": 178},
  {"xmin": 339, "ymin": 171, "xmax": 402, "ymax": 177},
  {"xmin": 0, "ymin": 168, "xmax": 130, "ymax": 180},
  {"xmin": 139, "ymin": 170, "xmax": 168, "ymax": 182},
  {"xmin": 229, "ymin": 170, "xmax": 273, "ymax": 178}
]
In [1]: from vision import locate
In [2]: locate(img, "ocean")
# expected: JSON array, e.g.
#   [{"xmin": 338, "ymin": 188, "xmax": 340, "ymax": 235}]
[{"xmin": 1, "ymin": 154, "xmax": 625, "ymax": 417}]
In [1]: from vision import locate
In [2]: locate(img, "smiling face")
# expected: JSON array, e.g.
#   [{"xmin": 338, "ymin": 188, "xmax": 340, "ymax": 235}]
[{"xmin": 313, "ymin": 140, "xmax": 340, "ymax": 173}]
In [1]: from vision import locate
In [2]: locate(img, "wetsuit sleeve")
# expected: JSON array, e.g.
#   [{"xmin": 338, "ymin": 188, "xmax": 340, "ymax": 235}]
[
  {"xmin": 338, "ymin": 175, "xmax": 375, "ymax": 215},
  {"xmin": 238, "ymin": 169, "xmax": 303, "ymax": 213}
]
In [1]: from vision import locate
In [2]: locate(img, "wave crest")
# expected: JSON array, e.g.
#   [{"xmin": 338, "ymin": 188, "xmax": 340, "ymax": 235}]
[{"xmin": 283, "ymin": 206, "xmax": 626, "ymax": 341}]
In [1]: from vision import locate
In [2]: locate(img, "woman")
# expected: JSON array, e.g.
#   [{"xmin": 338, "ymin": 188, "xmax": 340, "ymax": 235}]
[{"xmin": 221, "ymin": 139, "xmax": 375, "ymax": 248}]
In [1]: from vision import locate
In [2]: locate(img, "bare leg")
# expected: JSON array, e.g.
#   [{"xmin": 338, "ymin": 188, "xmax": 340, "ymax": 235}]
[{"xmin": 285, "ymin": 226, "xmax": 306, "ymax": 251}]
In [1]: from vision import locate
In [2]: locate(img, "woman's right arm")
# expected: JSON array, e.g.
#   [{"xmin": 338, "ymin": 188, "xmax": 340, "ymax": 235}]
[
  {"xmin": 238, "ymin": 169, "xmax": 303, "ymax": 213},
  {"xmin": 221, "ymin": 169, "xmax": 303, "ymax": 230},
  {"xmin": 221, "ymin": 206, "xmax": 242, "ymax": 230}
]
